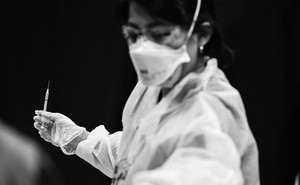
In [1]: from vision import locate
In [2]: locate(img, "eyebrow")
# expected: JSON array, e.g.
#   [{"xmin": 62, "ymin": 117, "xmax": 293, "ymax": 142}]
[{"xmin": 126, "ymin": 20, "xmax": 170, "ymax": 31}]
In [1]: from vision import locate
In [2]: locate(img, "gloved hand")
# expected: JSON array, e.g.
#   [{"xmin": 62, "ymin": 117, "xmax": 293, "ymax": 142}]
[{"xmin": 33, "ymin": 110, "xmax": 86, "ymax": 154}]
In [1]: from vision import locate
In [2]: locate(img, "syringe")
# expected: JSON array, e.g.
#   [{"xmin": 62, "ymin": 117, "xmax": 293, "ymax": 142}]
[{"xmin": 41, "ymin": 80, "xmax": 50, "ymax": 129}]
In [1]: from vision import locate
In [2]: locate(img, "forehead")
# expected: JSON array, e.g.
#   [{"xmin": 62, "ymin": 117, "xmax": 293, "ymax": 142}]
[
  {"xmin": 128, "ymin": 1, "xmax": 170, "ymax": 29},
  {"xmin": 128, "ymin": 2, "xmax": 152, "ymax": 28}
]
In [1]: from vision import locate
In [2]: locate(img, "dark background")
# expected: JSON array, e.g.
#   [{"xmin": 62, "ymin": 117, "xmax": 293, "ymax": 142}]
[{"xmin": 1, "ymin": 0, "xmax": 299, "ymax": 185}]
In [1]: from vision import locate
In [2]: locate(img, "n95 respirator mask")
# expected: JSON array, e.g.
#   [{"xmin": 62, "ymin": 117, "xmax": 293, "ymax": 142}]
[{"xmin": 129, "ymin": 37, "xmax": 191, "ymax": 86}]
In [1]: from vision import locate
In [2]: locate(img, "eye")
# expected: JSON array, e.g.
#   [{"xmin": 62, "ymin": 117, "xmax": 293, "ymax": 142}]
[
  {"xmin": 148, "ymin": 31, "xmax": 171, "ymax": 42},
  {"xmin": 152, "ymin": 32, "xmax": 171, "ymax": 39},
  {"xmin": 122, "ymin": 26, "xmax": 142, "ymax": 44}
]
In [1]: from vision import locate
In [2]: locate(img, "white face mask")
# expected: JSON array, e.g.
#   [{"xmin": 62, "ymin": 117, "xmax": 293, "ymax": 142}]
[
  {"xmin": 129, "ymin": 38, "xmax": 191, "ymax": 86},
  {"xmin": 128, "ymin": 0, "xmax": 202, "ymax": 87}
]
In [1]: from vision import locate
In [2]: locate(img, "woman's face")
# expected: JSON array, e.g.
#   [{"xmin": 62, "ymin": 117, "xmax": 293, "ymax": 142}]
[
  {"xmin": 123, "ymin": 2, "xmax": 186, "ymax": 48},
  {"xmin": 123, "ymin": 1, "xmax": 200, "ymax": 87}
]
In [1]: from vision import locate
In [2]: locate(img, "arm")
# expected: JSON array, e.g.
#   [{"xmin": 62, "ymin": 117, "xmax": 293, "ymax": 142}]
[
  {"xmin": 133, "ymin": 128, "xmax": 243, "ymax": 185},
  {"xmin": 33, "ymin": 111, "xmax": 122, "ymax": 178},
  {"xmin": 64, "ymin": 130, "xmax": 90, "ymax": 152},
  {"xmin": 132, "ymin": 94, "xmax": 244, "ymax": 185},
  {"xmin": 75, "ymin": 126, "xmax": 123, "ymax": 178}
]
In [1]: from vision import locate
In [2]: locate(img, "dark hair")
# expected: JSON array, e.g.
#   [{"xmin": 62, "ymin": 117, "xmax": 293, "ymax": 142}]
[{"xmin": 116, "ymin": 0, "xmax": 234, "ymax": 70}]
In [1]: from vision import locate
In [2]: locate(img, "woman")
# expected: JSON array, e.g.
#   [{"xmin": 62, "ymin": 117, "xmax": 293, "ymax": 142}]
[{"xmin": 33, "ymin": 0, "xmax": 260, "ymax": 184}]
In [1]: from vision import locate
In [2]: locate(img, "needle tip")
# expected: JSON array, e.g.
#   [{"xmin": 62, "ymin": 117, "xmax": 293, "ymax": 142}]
[{"xmin": 47, "ymin": 80, "xmax": 50, "ymax": 89}]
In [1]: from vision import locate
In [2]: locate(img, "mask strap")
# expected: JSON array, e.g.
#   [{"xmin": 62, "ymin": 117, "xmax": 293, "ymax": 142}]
[{"xmin": 185, "ymin": 0, "xmax": 202, "ymax": 43}]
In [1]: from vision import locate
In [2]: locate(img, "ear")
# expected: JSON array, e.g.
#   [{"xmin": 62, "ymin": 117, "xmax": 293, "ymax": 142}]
[{"xmin": 197, "ymin": 22, "xmax": 213, "ymax": 47}]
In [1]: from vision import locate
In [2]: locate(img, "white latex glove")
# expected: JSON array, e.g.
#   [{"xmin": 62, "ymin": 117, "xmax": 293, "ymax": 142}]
[{"xmin": 33, "ymin": 110, "xmax": 86, "ymax": 154}]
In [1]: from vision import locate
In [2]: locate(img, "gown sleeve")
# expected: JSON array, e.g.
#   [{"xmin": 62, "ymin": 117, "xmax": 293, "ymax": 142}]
[
  {"xmin": 132, "ymin": 92, "xmax": 244, "ymax": 185},
  {"xmin": 75, "ymin": 125, "xmax": 122, "ymax": 178}
]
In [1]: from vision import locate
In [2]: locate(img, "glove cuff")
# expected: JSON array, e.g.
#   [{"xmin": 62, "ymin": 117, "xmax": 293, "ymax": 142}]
[{"xmin": 60, "ymin": 126, "xmax": 86, "ymax": 155}]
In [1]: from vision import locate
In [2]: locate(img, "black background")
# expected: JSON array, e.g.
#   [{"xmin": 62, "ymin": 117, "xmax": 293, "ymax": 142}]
[{"xmin": 1, "ymin": 0, "xmax": 299, "ymax": 184}]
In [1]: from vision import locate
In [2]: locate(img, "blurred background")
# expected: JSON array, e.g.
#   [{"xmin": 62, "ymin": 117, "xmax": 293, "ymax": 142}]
[{"xmin": 0, "ymin": 0, "xmax": 299, "ymax": 185}]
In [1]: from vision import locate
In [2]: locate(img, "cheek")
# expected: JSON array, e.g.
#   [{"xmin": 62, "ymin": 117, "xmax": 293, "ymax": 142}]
[
  {"xmin": 171, "ymin": 29, "xmax": 187, "ymax": 48},
  {"xmin": 163, "ymin": 27, "xmax": 187, "ymax": 48}
]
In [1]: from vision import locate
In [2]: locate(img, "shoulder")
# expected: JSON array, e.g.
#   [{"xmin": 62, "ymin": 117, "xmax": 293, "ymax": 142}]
[{"xmin": 178, "ymin": 63, "xmax": 247, "ymax": 134}]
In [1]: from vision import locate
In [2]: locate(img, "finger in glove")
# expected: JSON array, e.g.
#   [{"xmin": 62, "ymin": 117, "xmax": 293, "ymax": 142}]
[
  {"xmin": 33, "ymin": 115, "xmax": 54, "ymax": 129},
  {"xmin": 35, "ymin": 110, "xmax": 61, "ymax": 121},
  {"xmin": 38, "ymin": 130, "xmax": 51, "ymax": 142}
]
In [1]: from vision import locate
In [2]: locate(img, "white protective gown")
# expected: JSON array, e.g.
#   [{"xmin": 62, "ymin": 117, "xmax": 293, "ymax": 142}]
[{"xmin": 74, "ymin": 59, "xmax": 260, "ymax": 185}]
